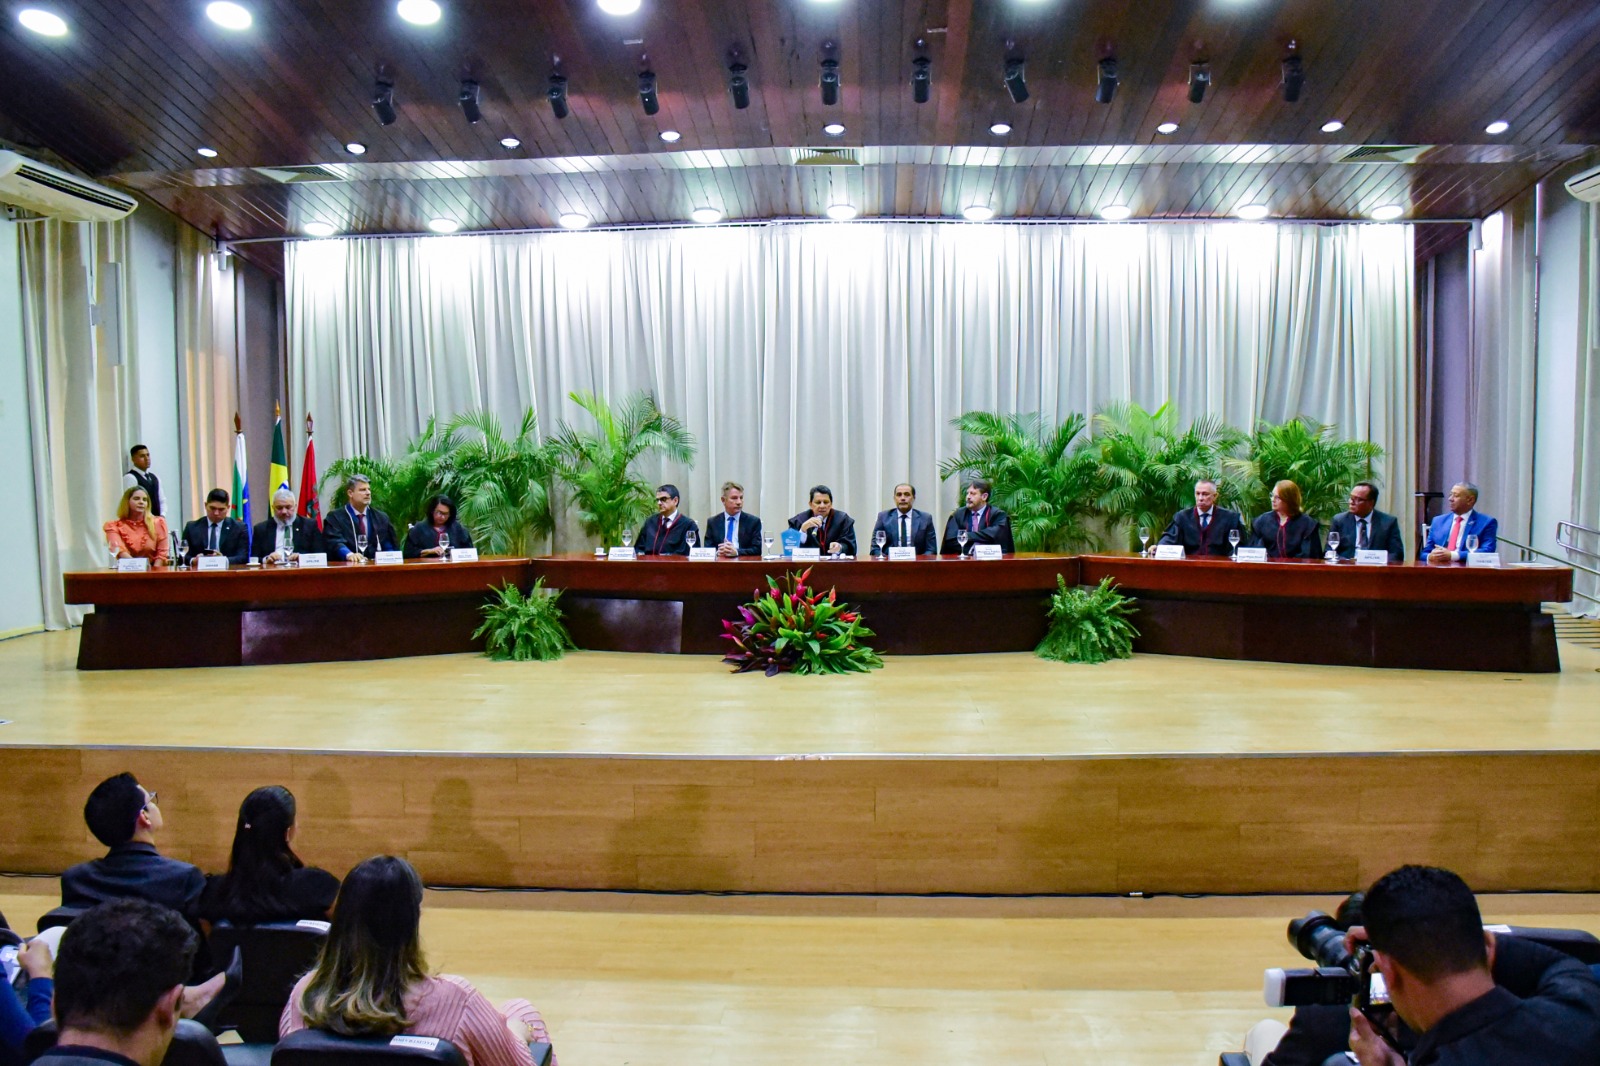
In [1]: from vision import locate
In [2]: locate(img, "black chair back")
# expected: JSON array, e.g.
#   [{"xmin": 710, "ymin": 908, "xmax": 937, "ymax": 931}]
[
  {"xmin": 24, "ymin": 1020, "xmax": 226, "ymax": 1066},
  {"xmin": 207, "ymin": 921, "xmax": 329, "ymax": 1043},
  {"xmin": 35, "ymin": 907, "xmax": 87, "ymax": 933},
  {"xmin": 271, "ymin": 1031, "xmax": 467, "ymax": 1066}
]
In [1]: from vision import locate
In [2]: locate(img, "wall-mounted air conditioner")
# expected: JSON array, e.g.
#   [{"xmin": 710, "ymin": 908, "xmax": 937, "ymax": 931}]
[
  {"xmin": 1565, "ymin": 164, "xmax": 1600, "ymax": 204},
  {"xmin": 0, "ymin": 150, "xmax": 137, "ymax": 222}
]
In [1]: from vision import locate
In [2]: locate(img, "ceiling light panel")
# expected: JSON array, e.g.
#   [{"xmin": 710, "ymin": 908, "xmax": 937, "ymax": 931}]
[
  {"xmin": 205, "ymin": 2, "xmax": 252, "ymax": 30},
  {"xmin": 397, "ymin": 0, "xmax": 442, "ymax": 24},
  {"xmin": 18, "ymin": 9, "xmax": 69, "ymax": 35}
]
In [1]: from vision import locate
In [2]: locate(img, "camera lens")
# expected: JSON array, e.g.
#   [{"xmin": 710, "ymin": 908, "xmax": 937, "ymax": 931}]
[{"xmin": 1288, "ymin": 911, "xmax": 1355, "ymax": 970}]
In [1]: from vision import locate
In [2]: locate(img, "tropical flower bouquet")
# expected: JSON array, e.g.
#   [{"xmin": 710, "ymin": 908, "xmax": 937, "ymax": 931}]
[{"xmin": 721, "ymin": 568, "xmax": 883, "ymax": 676}]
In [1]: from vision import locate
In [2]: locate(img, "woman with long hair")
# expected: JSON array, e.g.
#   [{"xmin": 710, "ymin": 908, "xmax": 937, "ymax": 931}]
[
  {"xmin": 103, "ymin": 486, "xmax": 170, "ymax": 563},
  {"xmin": 280, "ymin": 856, "xmax": 554, "ymax": 1066},
  {"xmin": 1249, "ymin": 479, "xmax": 1323, "ymax": 559},
  {"xmin": 403, "ymin": 495, "xmax": 474, "ymax": 559},
  {"xmin": 199, "ymin": 786, "xmax": 338, "ymax": 925}
]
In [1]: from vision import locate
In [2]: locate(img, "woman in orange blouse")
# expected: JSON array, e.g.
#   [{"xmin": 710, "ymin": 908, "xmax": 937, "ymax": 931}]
[{"xmin": 104, "ymin": 486, "xmax": 170, "ymax": 563}]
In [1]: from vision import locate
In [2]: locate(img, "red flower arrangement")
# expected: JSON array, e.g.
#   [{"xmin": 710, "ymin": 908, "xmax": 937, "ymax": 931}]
[{"xmin": 721, "ymin": 567, "xmax": 884, "ymax": 676}]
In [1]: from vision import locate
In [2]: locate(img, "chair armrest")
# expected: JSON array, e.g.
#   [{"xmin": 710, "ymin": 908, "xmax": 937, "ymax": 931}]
[
  {"xmin": 527, "ymin": 1043, "xmax": 552, "ymax": 1066},
  {"xmin": 1219, "ymin": 1054, "xmax": 1252, "ymax": 1066}
]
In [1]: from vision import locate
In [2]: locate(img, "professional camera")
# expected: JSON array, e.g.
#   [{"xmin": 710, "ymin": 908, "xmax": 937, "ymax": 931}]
[{"xmin": 1264, "ymin": 910, "xmax": 1389, "ymax": 1010}]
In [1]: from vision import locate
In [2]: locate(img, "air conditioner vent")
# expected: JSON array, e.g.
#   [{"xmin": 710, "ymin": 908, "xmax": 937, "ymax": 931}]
[
  {"xmin": 252, "ymin": 165, "xmax": 348, "ymax": 183},
  {"xmin": 0, "ymin": 150, "xmax": 137, "ymax": 221},
  {"xmin": 1338, "ymin": 145, "xmax": 1433, "ymax": 164},
  {"xmin": 793, "ymin": 149, "xmax": 861, "ymax": 167}
]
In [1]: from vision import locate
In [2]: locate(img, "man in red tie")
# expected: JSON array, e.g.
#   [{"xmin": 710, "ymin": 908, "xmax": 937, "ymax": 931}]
[
  {"xmin": 1423, "ymin": 481, "xmax": 1498, "ymax": 564},
  {"xmin": 636, "ymin": 484, "xmax": 699, "ymax": 556},
  {"xmin": 322, "ymin": 474, "xmax": 398, "ymax": 563},
  {"xmin": 940, "ymin": 478, "xmax": 1016, "ymax": 555}
]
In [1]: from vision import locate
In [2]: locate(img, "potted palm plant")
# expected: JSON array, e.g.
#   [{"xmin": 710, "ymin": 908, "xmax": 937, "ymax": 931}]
[
  {"xmin": 1091, "ymin": 401, "xmax": 1246, "ymax": 550},
  {"xmin": 1224, "ymin": 417, "xmax": 1385, "ymax": 523},
  {"xmin": 440, "ymin": 408, "xmax": 557, "ymax": 555},
  {"xmin": 319, "ymin": 416, "xmax": 459, "ymax": 529},
  {"xmin": 549, "ymin": 391, "xmax": 697, "ymax": 547},
  {"xmin": 938, "ymin": 411, "xmax": 1104, "ymax": 551}
]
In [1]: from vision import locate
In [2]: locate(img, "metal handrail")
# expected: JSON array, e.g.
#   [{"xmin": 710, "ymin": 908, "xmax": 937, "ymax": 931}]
[
  {"xmin": 1497, "ymin": 536, "xmax": 1600, "ymax": 606},
  {"xmin": 1557, "ymin": 521, "xmax": 1600, "ymax": 565}
]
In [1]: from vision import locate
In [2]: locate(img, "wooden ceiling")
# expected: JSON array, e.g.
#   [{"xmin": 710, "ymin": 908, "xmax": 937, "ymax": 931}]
[{"xmin": 4, "ymin": 0, "xmax": 1599, "ymax": 272}]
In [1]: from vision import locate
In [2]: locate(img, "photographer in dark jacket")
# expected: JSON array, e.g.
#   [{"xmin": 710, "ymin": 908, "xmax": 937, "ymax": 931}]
[{"xmin": 1346, "ymin": 864, "xmax": 1600, "ymax": 1066}]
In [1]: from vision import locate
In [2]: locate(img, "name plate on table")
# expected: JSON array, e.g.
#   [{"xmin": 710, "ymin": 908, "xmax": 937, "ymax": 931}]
[
  {"xmin": 448, "ymin": 547, "xmax": 479, "ymax": 562},
  {"xmin": 297, "ymin": 552, "xmax": 327, "ymax": 568},
  {"xmin": 1467, "ymin": 551, "xmax": 1502, "ymax": 568},
  {"xmin": 1354, "ymin": 549, "xmax": 1390, "ymax": 566},
  {"xmin": 116, "ymin": 557, "xmax": 149, "ymax": 572},
  {"xmin": 973, "ymin": 544, "xmax": 1004, "ymax": 560},
  {"xmin": 887, "ymin": 546, "xmax": 917, "ymax": 561},
  {"xmin": 1152, "ymin": 544, "xmax": 1186, "ymax": 560},
  {"xmin": 792, "ymin": 547, "xmax": 821, "ymax": 561},
  {"xmin": 688, "ymin": 547, "xmax": 717, "ymax": 561},
  {"xmin": 374, "ymin": 550, "xmax": 404, "ymax": 565},
  {"xmin": 196, "ymin": 555, "xmax": 228, "ymax": 571},
  {"xmin": 608, "ymin": 547, "xmax": 637, "ymax": 561},
  {"xmin": 1235, "ymin": 547, "xmax": 1269, "ymax": 563}
]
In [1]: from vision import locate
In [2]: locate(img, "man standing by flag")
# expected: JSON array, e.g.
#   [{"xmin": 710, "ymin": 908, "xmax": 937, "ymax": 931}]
[
  {"xmin": 230, "ymin": 414, "xmax": 251, "ymax": 537},
  {"xmin": 297, "ymin": 413, "xmax": 322, "ymax": 531}
]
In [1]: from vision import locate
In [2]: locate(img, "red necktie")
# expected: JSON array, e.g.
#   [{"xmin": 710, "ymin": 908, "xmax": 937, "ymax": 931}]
[
  {"xmin": 1446, "ymin": 515, "xmax": 1463, "ymax": 551},
  {"xmin": 970, "ymin": 508, "xmax": 982, "ymax": 532},
  {"xmin": 357, "ymin": 513, "xmax": 368, "ymax": 538}
]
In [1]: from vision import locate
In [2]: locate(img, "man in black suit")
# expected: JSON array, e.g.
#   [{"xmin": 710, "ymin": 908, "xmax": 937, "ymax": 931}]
[
  {"xmin": 180, "ymin": 489, "xmax": 249, "ymax": 565},
  {"xmin": 251, "ymin": 488, "xmax": 320, "ymax": 564},
  {"xmin": 61, "ymin": 773, "xmax": 204, "ymax": 917},
  {"xmin": 940, "ymin": 478, "xmax": 1015, "ymax": 555},
  {"xmin": 871, "ymin": 482, "xmax": 937, "ymax": 555},
  {"xmin": 636, "ymin": 484, "xmax": 699, "ymax": 555},
  {"xmin": 1328, "ymin": 480, "xmax": 1405, "ymax": 562},
  {"xmin": 321, "ymin": 474, "xmax": 398, "ymax": 564},
  {"xmin": 788, "ymin": 484, "xmax": 857, "ymax": 557},
  {"xmin": 122, "ymin": 443, "xmax": 168, "ymax": 519},
  {"xmin": 1157, "ymin": 478, "xmax": 1244, "ymax": 557},
  {"xmin": 704, "ymin": 481, "xmax": 762, "ymax": 557}
]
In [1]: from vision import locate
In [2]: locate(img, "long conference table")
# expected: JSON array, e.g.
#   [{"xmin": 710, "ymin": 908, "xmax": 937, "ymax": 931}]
[{"xmin": 63, "ymin": 553, "xmax": 1573, "ymax": 672}]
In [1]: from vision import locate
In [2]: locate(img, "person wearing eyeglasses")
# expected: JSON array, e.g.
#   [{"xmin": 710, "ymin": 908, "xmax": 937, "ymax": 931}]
[
  {"xmin": 635, "ymin": 484, "xmax": 698, "ymax": 556},
  {"xmin": 1249, "ymin": 480, "xmax": 1322, "ymax": 560},
  {"xmin": 1328, "ymin": 482, "xmax": 1405, "ymax": 563},
  {"xmin": 60, "ymin": 773, "xmax": 205, "ymax": 918}
]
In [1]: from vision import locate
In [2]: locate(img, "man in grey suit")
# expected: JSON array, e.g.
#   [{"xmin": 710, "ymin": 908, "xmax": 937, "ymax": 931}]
[
  {"xmin": 870, "ymin": 483, "xmax": 937, "ymax": 555},
  {"xmin": 1328, "ymin": 481, "xmax": 1405, "ymax": 562}
]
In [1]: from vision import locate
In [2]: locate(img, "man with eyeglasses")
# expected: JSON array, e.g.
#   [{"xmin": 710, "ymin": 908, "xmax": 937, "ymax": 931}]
[
  {"xmin": 636, "ymin": 484, "xmax": 699, "ymax": 556},
  {"xmin": 60, "ymin": 773, "xmax": 204, "ymax": 917},
  {"xmin": 1328, "ymin": 481, "xmax": 1405, "ymax": 563}
]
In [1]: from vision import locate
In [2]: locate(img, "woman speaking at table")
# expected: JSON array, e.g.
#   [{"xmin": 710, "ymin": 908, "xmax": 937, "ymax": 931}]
[
  {"xmin": 1250, "ymin": 479, "xmax": 1322, "ymax": 559},
  {"xmin": 103, "ymin": 486, "xmax": 170, "ymax": 564}
]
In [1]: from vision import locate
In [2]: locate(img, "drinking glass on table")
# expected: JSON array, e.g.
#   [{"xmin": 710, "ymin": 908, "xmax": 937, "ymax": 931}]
[
  {"xmin": 1466, "ymin": 533, "xmax": 1479, "ymax": 554},
  {"xmin": 1326, "ymin": 530, "xmax": 1340, "ymax": 562},
  {"xmin": 620, "ymin": 528, "xmax": 634, "ymax": 550},
  {"xmin": 956, "ymin": 529, "xmax": 969, "ymax": 558},
  {"xmin": 762, "ymin": 534, "xmax": 774, "ymax": 560},
  {"xmin": 1138, "ymin": 527, "xmax": 1151, "ymax": 557},
  {"xmin": 1228, "ymin": 529, "xmax": 1241, "ymax": 559},
  {"xmin": 438, "ymin": 531, "xmax": 450, "ymax": 558},
  {"xmin": 874, "ymin": 530, "xmax": 887, "ymax": 558},
  {"xmin": 355, "ymin": 533, "xmax": 369, "ymax": 560},
  {"xmin": 685, "ymin": 529, "xmax": 698, "ymax": 551}
]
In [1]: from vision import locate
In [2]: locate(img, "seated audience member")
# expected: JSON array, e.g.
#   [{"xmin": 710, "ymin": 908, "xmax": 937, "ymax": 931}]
[
  {"xmin": 104, "ymin": 488, "xmax": 170, "ymax": 564},
  {"xmin": 35, "ymin": 900, "xmax": 199, "ymax": 1066},
  {"xmin": 1329, "ymin": 482, "xmax": 1406, "ymax": 563},
  {"xmin": 871, "ymin": 483, "xmax": 936, "ymax": 556},
  {"xmin": 123, "ymin": 444, "xmax": 168, "ymax": 520},
  {"xmin": 252, "ymin": 489, "xmax": 320, "ymax": 564},
  {"xmin": 940, "ymin": 478, "xmax": 1015, "ymax": 555},
  {"xmin": 197, "ymin": 786, "xmax": 339, "ymax": 926},
  {"xmin": 403, "ymin": 495, "xmax": 474, "ymax": 560},
  {"xmin": 281, "ymin": 856, "xmax": 555, "ymax": 1066},
  {"xmin": 704, "ymin": 481, "xmax": 762, "ymax": 558},
  {"xmin": 1250, "ymin": 480, "xmax": 1322, "ymax": 559},
  {"xmin": 1346, "ymin": 864, "xmax": 1600, "ymax": 1065},
  {"xmin": 788, "ymin": 485, "xmax": 857, "ymax": 557},
  {"xmin": 635, "ymin": 484, "xmax": 698, "ymax": 556},
  {"xmin": 321, "ymin": 475, "xmax": 397, "ymax": 564},
  {"xmin": 1422, "ymin": 481, "xmax": 1499, "ymax": 564},
  {"xmin": 1158, "ymin": 478, "xmax": 1244, "ymax": 557},
  {"xmin": 0, "ymin": 939, "xmax": 55, "ymax": 1060},
  {"xmin": 62, "ymin": 774, "xmax": 204, "ymax": 916},
  {"xmin": 181, "ymin": 489, "xmax": 249, "ymax": 566}
]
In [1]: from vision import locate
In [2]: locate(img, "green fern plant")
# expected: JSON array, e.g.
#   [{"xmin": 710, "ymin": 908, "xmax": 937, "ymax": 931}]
[
  {"xmin": 441, "ymin": 408, "xmax": 557, "ymax": 556},
  {"xmin": 320, "ymin": 416, "xmax": 459, "ymax": 529},
  {"xmin": 1091, "ymin": 401, "xmax": 1246, "ymax": 550},
  {"xmin": 1224, "ymin": 417, "xmax": 1385, "ymax": 523},
  {"xmin": 1036, "ymin": 575, "xmax": 1139, "ymax": 665},
  {"xmin": 473, "ymin": 579, "xmax": 574, "ymax": 662},
  {"xmin": 938, "ymin": 411, "xmax": 1104, "ymax": 551},
  {"xmin": 549, "ymin": 391, "xmax": 697, "ymax": 547}
]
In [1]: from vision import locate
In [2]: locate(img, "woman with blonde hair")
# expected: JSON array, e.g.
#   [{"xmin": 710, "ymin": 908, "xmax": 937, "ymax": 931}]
[
  {"xmin": 1249, "ymin": 479, "xmax": 1322, "ymax": 559},
  {"xmin": 103, "ymin": 486, "xmax": 170, "ymax": 563},
  {"xmin": 280, "ymin": 856, "xmax": 555, "ymax": 1066}
]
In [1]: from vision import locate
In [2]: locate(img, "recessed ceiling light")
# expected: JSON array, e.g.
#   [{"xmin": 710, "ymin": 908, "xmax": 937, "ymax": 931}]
[
  {"xmin": 345, "ymin": 142, "xmax": 367, "ymax": 155},
  {"xmin": 989, "ymin": 122, "xmax": 1012, "ymax": 136},
  {"xmin": 205, "ymin": 2, "xmax": 252, "ymax": 30},
  {"xmin": 597, "ymin": 0, "xmax": 641, "ymax": 14},
  {"xmin": 499, "ymin": 136, "xmax": 521, "ymax": 149},
  {"xmin": 1370, "ymin": 205, "xmax": 1405, "ymax": 221},
  {"xmin": 1485, "ymin": 120, "xmax": 1509, "ymax": 135},
  {"xmin": 18, "ymin": 9, "xmax": 68, "ymax": 36},
  {"xmin": 826, "ymin": 203, "xmax": 858, "ymax": 221},
  {"xmin": 558, "ymin": 212, "xmax": 591, "ymax": 229},
  {"xmin": 426, "ymin": 218, "xmax": 460, "ymax": 234},
  {"xmin": 823, "ymin": 123, "xmax": 846, "ymax": 137},
  {"xmin": 1321, "ymin": 120, "xmax": 1345, "ymax": 133},
  {"xmin": 1235, "ymin": 203, "xmax": 1270, "ymax": 221},
  {"xmin": 304, "ymin": 222, "xmax": 337, "ymax": 238},
  {"xmin": 961, "ymin": 205, "xmax": 995, "ymax": 222},
  {"xmin": 691, "ymin": 207, "xmax": 722, "ymax": 224},
  {"xmin": 197, "ymin": 147, "xmax": 219, "ymax": 158},
  {"xmin": 659, "ymin": 130, "xmax": 681, "ymax": 143},
  {"xmin": 1099, "ymin": 204, "xmax": 1132, "ymax": 221},
  {"xmin": 1156, "ymin": 122, "xmax": 1179, "ymax": 135},
  {"xmin": 396, "ymin": 0, "xmax": 441, "ymax": 25}
]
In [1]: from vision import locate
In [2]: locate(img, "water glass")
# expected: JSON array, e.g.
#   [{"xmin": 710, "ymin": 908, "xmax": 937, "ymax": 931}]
[
  {"xmin": 1326, "ymin": 530, "xmax": 1341, "ymax": 562},
  {"xmin": 762, "ymin": 534, "xmax": 774, "ymax": 560},
  {"xmin": 686, "ymin": 529, "xmax": 698, "ymax": 551},
  {"xmin": 1228, "ymin": 529, "xmax": 1241, "ymax": 558},
  {"xmin": 1466, "ymin": 533, "xmax": 1480, "ymax": 554},
  {"xmin": 956, "ymin": 530, "xmax": 969, "ymax": 558},
  {"xmin": 874, "ymin": 530, "xmax": 887, "ymax": 557},
  {"xmin": 1138, "ymin": 527, "xmax": 1151, "ymax": 557}
]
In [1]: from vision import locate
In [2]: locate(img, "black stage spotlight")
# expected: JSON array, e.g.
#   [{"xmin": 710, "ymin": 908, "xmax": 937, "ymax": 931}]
[
  {"xmin": 912, "ymin": 54, "xmax": 931, "ymax": 104},
  {"xmin": 1095, "ymin": 56, "xmax": 1118, "ymax": 104},
  {"xmin": 372, "ymin": 79, "xmax": 397, "ymax": 125},
  {"xmin": 639, "ymin": 70, "xmax": 659, "ymax": 115},
  {"xmin": 1187, "ymin": 61, "xmax": 1210, "ymax": 104},
  {"xmin": 820, "ymin": 57, "xmax": 839, "ymax": 106},
  {"xmin": 1004, "ymin": 57, "xmax": 1028, "ymax": 103},
  {"xmin": 1281, "ymin": 55, "xmax": 1304, "ymax": 103},
  {"xmin": 459, "ymin": 79, "xmax": 481, "ymax": 123},
  {"xmin": 548, "ymin": 73, "xmax": 569, "ymax": 119},
  {"xmin": 728, "ymin": 61, "xmax": 750, "ymax": 110}
]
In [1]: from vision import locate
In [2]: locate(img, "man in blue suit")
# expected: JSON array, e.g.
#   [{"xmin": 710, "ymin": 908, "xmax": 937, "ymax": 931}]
[
  {"xmin": 704, "ymin": 481, "xmax": 762, "ymax": 557},
  {"xmin": 1423, "ymin": 481, "xmax": 1498, "ymax": 563},
  {"xmin": 871, "ymin": 483, "xmax": 937, "ymax": 555}
]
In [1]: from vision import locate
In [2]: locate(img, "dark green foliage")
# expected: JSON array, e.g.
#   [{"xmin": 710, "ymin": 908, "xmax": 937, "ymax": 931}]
[
  {"xmin": 549, "ymin": 391, "xmax": 697, "ymax": 547},
  {"xmin": 938, "ymin": 411, "xmax": 1104, "ymax": 551},
  {"xmin": 722, "ymin": 568, "xmax": 884, "ymax": 676},
  {"xmin": 473, "ymin": 579, "xmax": 574, "ymax": 662},
  {"xmin": 1091, "ymin": 401, "xmax": 1248, "ymax": 551},
  {"xmin": 1036, "ymin": 575, "xmax": 1139, "ymax": 665},
  {"xmin": 1225, "ymin": 417, "xmax": 1385, "ymax": 522},
  {"xmin": 320, "ymin": 417, "xmax": 458, "ymax": 529},
  {"xmin": 441, "ymin": 408, "xmax": 557, "ymax": 556}
]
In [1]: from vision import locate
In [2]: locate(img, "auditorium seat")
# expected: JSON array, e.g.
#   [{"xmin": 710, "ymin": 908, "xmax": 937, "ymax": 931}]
[
  {"xmin": 34, "ymin": 906, "xmax": 86, "ymax": 932},
  {"xmin": 271, "ymin": 1030, "xmax": 552, "ymax": 1066},
  {"xmin": 206, "ymin": 920, "xmax": 329, "ymax": 1043},
  {"xmin": 24, "ymin": 1020, "xmax": 226, "ymax": 1066}
]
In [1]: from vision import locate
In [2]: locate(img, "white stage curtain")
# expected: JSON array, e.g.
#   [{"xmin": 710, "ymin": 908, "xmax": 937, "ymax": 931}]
[
  {"xmin": 1571, "ymin": 201, "xmax": 1600, "ymax": 615},
  {"xmin": 287, "ymin": 221, "xmax": 1415, "ymax": 551},
  {"xmin": 175, "ymin": 224, "xmax": 240, "ymax": 522}
]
